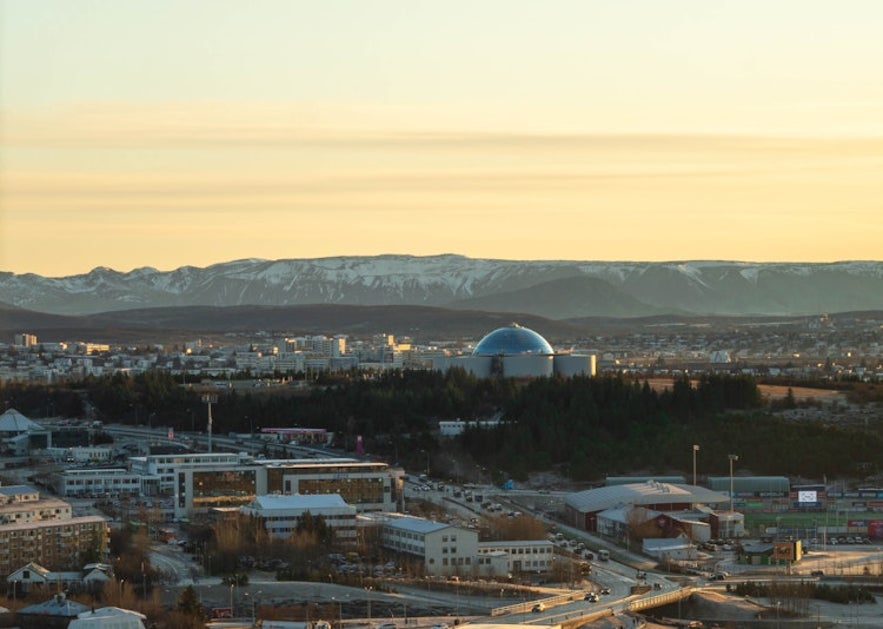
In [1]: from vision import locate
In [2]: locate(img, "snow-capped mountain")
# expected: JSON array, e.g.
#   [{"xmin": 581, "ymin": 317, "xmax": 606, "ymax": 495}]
[{"xmin": 2, "ymin": 255, "xmax": 882, "ymax": 318}]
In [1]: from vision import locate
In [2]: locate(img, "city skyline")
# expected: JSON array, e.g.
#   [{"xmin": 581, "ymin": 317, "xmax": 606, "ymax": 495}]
[{"xmin": 2, "ymin": 1, "xmax": 883, "ymax": 276}]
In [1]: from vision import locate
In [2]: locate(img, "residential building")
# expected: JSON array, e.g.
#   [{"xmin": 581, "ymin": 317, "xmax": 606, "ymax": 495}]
[{"xmin": 0, "ymin": 486, "xmax": 108, "ymax": 577}]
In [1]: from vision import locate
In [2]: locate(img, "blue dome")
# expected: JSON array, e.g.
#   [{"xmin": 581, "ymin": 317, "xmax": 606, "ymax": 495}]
[{"xmin": 473, "ymin": 324, "xmax": 554, "ymax": 356}]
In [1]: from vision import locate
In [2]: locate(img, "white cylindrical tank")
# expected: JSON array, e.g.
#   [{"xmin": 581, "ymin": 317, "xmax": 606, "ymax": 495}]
[
  {"xmin": 554, "ymin": 354, "xmax": 596, "ymax": 377},
  {"xmin": 502, "ymin": 355, "xmax": 554, "ymax": 378}
]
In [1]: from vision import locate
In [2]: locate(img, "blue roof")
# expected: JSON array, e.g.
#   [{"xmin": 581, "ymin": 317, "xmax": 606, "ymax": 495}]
[{"xmin": 473, "ymin": 324, "xmax": 553, "ymax": 356}]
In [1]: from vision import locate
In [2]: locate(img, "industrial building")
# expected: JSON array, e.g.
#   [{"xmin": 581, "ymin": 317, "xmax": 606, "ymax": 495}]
[
  {"xmin": 432, "ymin": 324, "xmax": 595, "ymax": 378},
  {"xmin": 563, "ymin": 480, "xmax": 741, "ymax": 539}
]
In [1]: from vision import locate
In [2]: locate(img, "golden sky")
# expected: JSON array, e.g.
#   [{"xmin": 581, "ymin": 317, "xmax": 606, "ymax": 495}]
[{"xmin": 2, "ymin": 1, "xmax": 882, "ymax": 276}]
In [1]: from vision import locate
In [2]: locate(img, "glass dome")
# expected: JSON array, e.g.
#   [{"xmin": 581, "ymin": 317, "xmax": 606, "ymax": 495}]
[{"xmin": 472, "ymin": 324, "xmax": 554, "ymax": 356}]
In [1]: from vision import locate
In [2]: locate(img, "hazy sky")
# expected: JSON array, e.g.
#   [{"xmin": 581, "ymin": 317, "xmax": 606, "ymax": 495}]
[{"xmin": 2, "ymin": 0, "xmax": 882, "ymax": 276}]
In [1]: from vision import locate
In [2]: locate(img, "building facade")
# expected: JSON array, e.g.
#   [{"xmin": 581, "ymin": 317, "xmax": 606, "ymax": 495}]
[
  {"xmin": 239, "ymin": 494, "xmax": 357, "ymax": 543},
  {"xmin": 0, "ymin": 486, "xmax": 108, "ymax": 577}
]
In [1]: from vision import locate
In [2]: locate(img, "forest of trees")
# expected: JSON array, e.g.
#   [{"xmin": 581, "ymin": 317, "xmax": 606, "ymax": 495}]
[{"xmin": 2, "ymin": 369, "xmax": 880, "ymax": 482}]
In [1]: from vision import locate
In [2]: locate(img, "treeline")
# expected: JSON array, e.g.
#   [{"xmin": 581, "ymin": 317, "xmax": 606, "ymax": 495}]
[
  {"xmin": 463, "ymin": 376, "xmax": 881, "ymax": 480},
  {"xmin": 2, "ymin": 370, "xmax": 880, "ymax": 482}
]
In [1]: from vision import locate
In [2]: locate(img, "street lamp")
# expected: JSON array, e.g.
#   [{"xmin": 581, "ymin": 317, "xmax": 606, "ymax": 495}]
[
  {"xmin": 229, "ymin": 583, "xmax": 235, "ymax": 615},
  {"xmin": 245, "ymin": 591, "xmax": 261, "ymax": 624},
  {"xmin": 692, "ymin": 444, "xmax": 700, "ymax": 486},
  {"xmin": 728, "ymin": 454, "xmax": 739, "ymax": 515}
]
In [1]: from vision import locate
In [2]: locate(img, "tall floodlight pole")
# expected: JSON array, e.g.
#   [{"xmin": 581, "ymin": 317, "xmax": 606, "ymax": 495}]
[
  {"xmin": 202, "ymin": 393, "xmax": 218, "ymax": 453},
  {"xmin": 692, "ymin": 444, "xmax": 700, "ymax": 486},
  {"xmin": 728, "ymin": 454, "xmax": 739, "ymax": 514}
]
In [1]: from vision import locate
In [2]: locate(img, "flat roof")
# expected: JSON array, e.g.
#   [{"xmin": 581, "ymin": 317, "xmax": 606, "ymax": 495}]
[
  {"xmin": 385, "ymin": 516, "xmax": 453, "ymax": 535},
  {"xmin": 249, "ymin": 494, "xmax": 349, "ymax": 510}
]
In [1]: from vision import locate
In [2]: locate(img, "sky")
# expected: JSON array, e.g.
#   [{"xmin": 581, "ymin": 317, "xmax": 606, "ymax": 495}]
[{"xmin": 2, "ymin": 0, "xmax": 883, "ymax": 277}]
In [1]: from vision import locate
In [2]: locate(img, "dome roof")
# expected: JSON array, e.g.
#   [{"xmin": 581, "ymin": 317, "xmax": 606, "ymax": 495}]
[{"xmin": 472, "ymin": 324, "xmax": 554, "ymax": 356}]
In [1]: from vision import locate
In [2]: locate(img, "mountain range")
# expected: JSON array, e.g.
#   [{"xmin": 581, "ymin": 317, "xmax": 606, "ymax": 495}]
[
  {"xmin": 2, "ymin": 255, "xmax": 882, "ymax": 319},
  {"xmin": 2, "ymin": 255, "xmax": 883, "ymax": 320}
]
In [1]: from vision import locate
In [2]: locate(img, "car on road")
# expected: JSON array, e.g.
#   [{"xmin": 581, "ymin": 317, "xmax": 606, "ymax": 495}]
[
  {"xmin": 431, "ymin": 624, "xmax": 450, "ymax": 629},
  {"xmin": 377, "ymin": 623, "xmax": 397, "ymax": 629},
  {"xmin": 532, "ymin": 603, "xmax": 546, "ymax": 613},
  {"xmin": 584, "ymin": 592, "xmax": 599, "ymax": 602},
  {"xmin": 599, "ymin": 587, "xmax": 611, "ymax": 595}
]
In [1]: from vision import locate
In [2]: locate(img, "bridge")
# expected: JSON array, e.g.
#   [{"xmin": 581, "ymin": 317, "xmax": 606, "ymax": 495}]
[{"xmin": 482, "ymin": 586, "xmax": 696, "ymax": 628}]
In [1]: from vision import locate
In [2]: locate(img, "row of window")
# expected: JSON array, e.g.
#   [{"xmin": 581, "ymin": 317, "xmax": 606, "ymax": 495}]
[{"xmin": 478, "ymin": 546, "xmax": 552, "ymax": 555}]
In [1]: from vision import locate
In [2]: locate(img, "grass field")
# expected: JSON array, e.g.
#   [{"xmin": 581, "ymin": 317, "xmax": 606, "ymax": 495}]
[{"xmin": 744, "ymin": 510, "xmax": 880, "ymax": 539}]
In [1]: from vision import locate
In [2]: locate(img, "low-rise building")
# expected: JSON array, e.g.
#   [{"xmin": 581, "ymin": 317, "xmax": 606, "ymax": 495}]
[
  {"xmin": 239, "ymin": 494, "xmax": 357, "ymax": 544},
  {"xmin": 477, "ymin": 539, "xmax": 556, "ymax": 575},
  {"xmin": 127, "ymin": 453, "xmax": 404, "ymax": 519},
  {"xmin": 381, "ymin": 516, "xmax": 478, "ymax": 577},
  {"xmin": 48, "ymin": 468, "xmax": 141, "ymax": 498}
]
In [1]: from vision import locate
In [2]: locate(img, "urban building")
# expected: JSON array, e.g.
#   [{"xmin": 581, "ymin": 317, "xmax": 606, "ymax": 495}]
[
  {"xmin": 134, "ymin": 454, "xmax": 405, "ymax": 520},
  {"xmin": 431, "ymin": 324, "xmax": 595, "ymax": 378},
  {"xmin": 0, "ymin": 408, "xmax": 52, "ymax": 455},
  {"xmin": 563, "ymin": 481, "xmax": 734, "ymax": 536},
  {"xmin": 380, "ymin": 515, "xmax": 478, "ymax": 577},
  {"xmin": 239, "ymin": 494, "xmax": 357, "ymax": 544},
  {"xmin": 0, "ymin": 486, "xmax": 108, "ymax": 577},
  {"xmin": 476, "ymin": 539, "xmax": 556, "ymax": 575},
  {"xmin": 48, "ymin": 468, "xmax": 142, "ymax": 498}
]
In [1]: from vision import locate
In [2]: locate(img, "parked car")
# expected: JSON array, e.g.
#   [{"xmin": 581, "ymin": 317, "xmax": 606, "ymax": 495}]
[{"xmin": 810, "ymin": 570, "xmax": 824, "ymax": 576}]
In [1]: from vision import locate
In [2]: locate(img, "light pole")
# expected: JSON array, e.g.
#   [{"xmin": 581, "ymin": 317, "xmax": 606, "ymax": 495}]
[
  {"xmin": 365, "ymin": 586, "xmax": 373, "ymax": 620},
  {"xmin": 119, "ymin": 578, "xmax": 125, "ymax": 605},
  {"xmin": 245, "ymin": 591, "xmax": 260, "ymax": 624},
  {"xmin": 229, "ymin": 583, "xmax": 235, "ymax": 615},
  {"xmin": 728, "ymin": 454, "xmax": 739, "ymax": 515},
  {"xmin": 202, "ymin": 393, "xmax": 217, "ymax": 453},
  {"xmin": 692, "ymin": 444, "xmax": 700, "ymax": 486}
]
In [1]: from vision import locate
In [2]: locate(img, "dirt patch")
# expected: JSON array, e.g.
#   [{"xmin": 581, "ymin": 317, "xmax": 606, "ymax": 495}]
[{"xmin": 643, "ymin": 378, "xmax": 843, "ymax": 401}]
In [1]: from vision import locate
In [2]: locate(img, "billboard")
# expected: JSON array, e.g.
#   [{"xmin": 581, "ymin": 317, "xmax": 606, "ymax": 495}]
[{"xmin": 797, "ymin": 490, "xmax": 818, "ymax": 504}]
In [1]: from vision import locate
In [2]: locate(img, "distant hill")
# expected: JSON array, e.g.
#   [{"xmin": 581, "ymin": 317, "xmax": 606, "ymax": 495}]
[
  {"xmin": 450, "ymin": 275, "xmax": 673, "ymax": 318},
  {"xmin": 0, "ymin": 303, "xmax": 587, "ymax": 344},
  {"xmin": 2, "ymin": 255, "xmax": 882, "ymax": 319}
]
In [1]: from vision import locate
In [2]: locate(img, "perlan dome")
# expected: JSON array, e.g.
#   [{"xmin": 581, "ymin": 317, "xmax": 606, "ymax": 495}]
[{"xmin": 472, "ymin": 324, "xmax": 554, "ymax": 356}]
